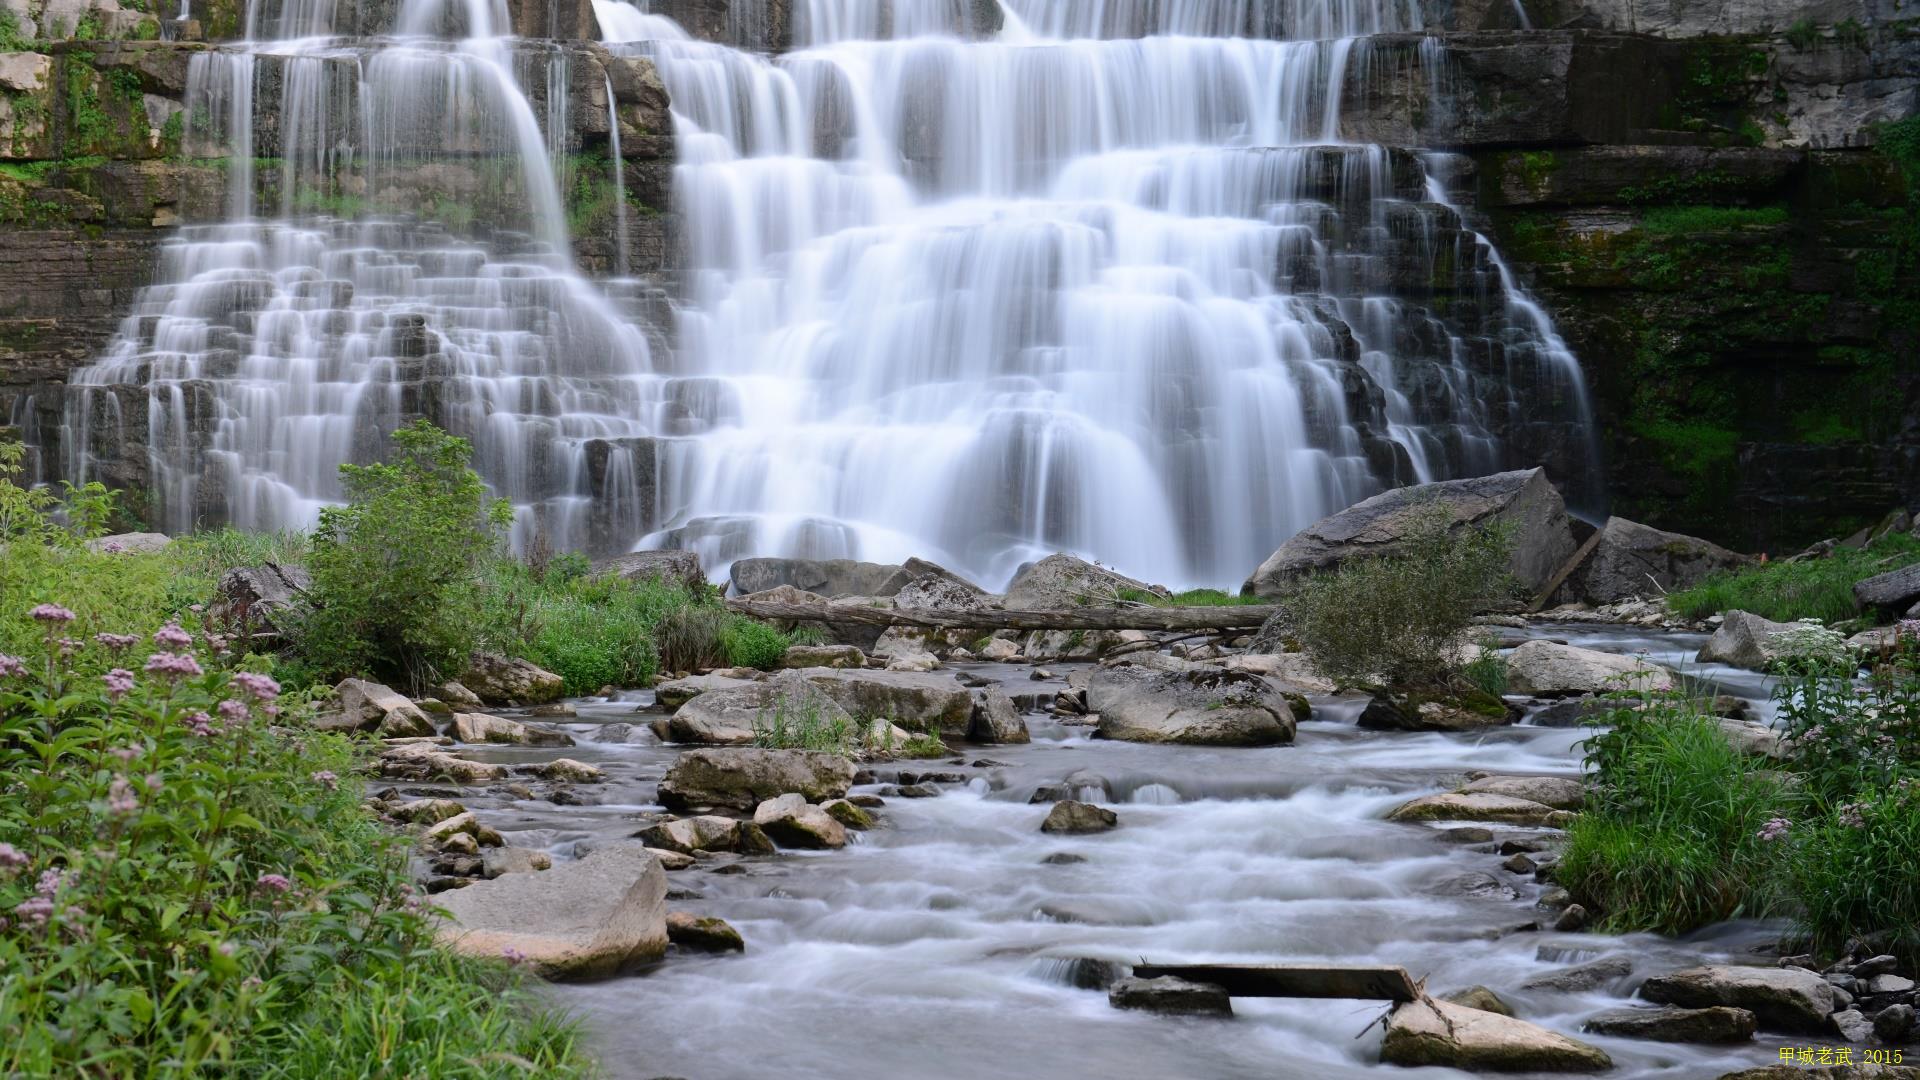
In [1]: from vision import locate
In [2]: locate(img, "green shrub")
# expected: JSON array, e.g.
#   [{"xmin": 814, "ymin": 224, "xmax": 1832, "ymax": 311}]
[
  {"xmin": 721, "ymin": 617, "xmax": 790, "ymax": 671},
  {"xmin": 1560, "ymin": 693, "xmax": 1789, "ymax": 933},
  {"xmin": 1280, "ymin": 506, "xmax": 1517, "ymax": 689},
  {"xmin": 1667, "ymin": 533, "xmax": 1920, "ymax": 623},
  {"xmin": 298, "ymin": 422, "xmax": 512, "ymax": 691}
]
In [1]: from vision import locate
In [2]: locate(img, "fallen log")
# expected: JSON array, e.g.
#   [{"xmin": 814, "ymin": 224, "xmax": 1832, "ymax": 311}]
[
  {"xmin": 1131, "ymin": 963, "xmax": 1419, "ymax": 1002},
  {"xmin": 724, "ymin": 598, "xmax": 1283, "ymax": 632}
]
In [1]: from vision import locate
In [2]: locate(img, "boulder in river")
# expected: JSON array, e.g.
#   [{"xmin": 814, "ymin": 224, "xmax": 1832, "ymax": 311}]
[
  {"xmin": 1582, "ymin": 1005, "xmax": 1757, "ymax": 1043},
  {"xmin": 1242, "ymin": 468, "xmax": 1577, "ymax": 598},
  {"xmin": 434, "ymin": 844, "xmax": 667, "ymax": 981},
  {"xmin": 1087, "ymin": 666, "xmax": 1296, "ymax": 746},
  {"xmin": 1107, "ymin": 976, "xmax": 1231, "ymax": 1017},
  {"xmin": 658, "ymin": 748, "xmax": 857, "ymax": 811},
  {"xmin": 1554, "ymin": 517, "xmax": 1751, "ymax": 605},
  {"xmin": 1380, "ymin": 998, "xmax": 1612, "ymax": 1071},
  {"xmin": 800, "ymin": 669, "xmax": 976, "ymax": 736},
  {"xmin": 318, "ymin": 677, "xmax": 436, "ymax": 737},
  {"xmin": 730, "ymin": 557, "xmax": 911, "ymax": 598},
  {"xmin": 1460, "ymin": 775, "xmax": 1585, "ymax": 810},
  {"xmin": 461, "ymin": 652, "xmax": 565, "ymax": 706},
  {"xmin": 1696, "ymin": 610, "xmax": 1798, "ymax": 671},
  {"xmin": 1505, "ymin": 640, "xmax": 1674, "ymax": 696},
  {"xmin": 1638, "ymin": 965, "xmax": 1837, "ymax": 1034},
  {"xmin": 753, "ymin": 793, "xmax": 849, "ymax": 849},
  {"xmin": 1041, "ymin": 800, "xmax": 1118, "ymax": 834},
  {"xmin": 1386, "ymin": 792, "xmax": 1564, "ymax": 827}
]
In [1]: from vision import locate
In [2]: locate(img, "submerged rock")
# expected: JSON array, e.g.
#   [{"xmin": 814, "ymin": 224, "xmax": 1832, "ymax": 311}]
[
  {"xmin": 1583, "ymin": 1005, "xmax": 1757, "ymax": 1043},
  {"xmin": 657, "ymin": 749, "xmax": 857, "ymax": 811},
  {"xmin": 1107, "ymin": 976, "xmax": 1231, "ymax": 1017},
  {"xmin": 435, "ymin": 844, "xmax": 667, "ymax": 981},
  {"xmin": 1639, "ymin": 965, "xmax": 1837, "ymax": 1034},
  {"xmin": 1088, "ymin": 666, "xmax": 1295, "ymax": 746},
  {"xmin": 1505, "ymin": 640, "xmax": 1673, "ymax": 696},
  {"xmin": 1381, "ymin": 998, "xmax": 1611, "ymax": 1071}
]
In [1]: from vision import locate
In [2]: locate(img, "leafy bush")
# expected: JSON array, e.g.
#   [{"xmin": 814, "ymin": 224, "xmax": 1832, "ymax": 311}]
[
  {"xmin": 721, "ymin": 618, "xmax": 791, "ymax": 671},
  {"xmin": 298, "ymin": 422, "xmax": 512, "ymax": 691},
  {"xmin": 1280, "ymin": 506, "xmax": 1517, "ymax": 688},
  {"xmin": 1667, "ymin": 533, "xmax": 1920, "ymax": 623}
]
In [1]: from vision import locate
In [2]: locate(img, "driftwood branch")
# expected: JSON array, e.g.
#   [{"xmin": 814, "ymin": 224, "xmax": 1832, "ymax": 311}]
[{"xmin": 725, "ymin": 598, "xmax": 1283, "ymax": 632}]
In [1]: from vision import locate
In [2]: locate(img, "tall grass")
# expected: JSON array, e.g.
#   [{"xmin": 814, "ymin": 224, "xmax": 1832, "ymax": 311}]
[{"xmin": 1667, "ymin": 533, "xmax": 1920, "ymax": 622}]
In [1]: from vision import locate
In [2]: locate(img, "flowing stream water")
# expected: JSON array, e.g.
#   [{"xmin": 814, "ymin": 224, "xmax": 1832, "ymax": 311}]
[{"xmin": 456, "ymin": 626, "xmax": 1789, "ymax": 1079}]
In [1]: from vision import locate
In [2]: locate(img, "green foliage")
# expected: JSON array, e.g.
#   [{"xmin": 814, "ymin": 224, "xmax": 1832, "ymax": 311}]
[
  {"xmin": 721, "ymin": 618, "xmax": 791, "ymax": 671},
  {"xmin": 1560, "ymin": 693, "xmax": 1789, "ymax": 933},
  {"xmin": 1667, "ymin": 533, "xmax": 1920, "ymax": 622},
  {"xmin": 298, "ymin": 421, "xmax": 512, "ymax": 691},
  {"xmin": 1280, "ymin": 506, "xmax": 1518, "ymax": 689}
]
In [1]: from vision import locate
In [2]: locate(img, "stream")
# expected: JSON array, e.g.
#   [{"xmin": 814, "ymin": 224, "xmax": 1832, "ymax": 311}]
[{"xmin": 453, "ymin": 625, "xmax": 1793, "ymax": 1079}]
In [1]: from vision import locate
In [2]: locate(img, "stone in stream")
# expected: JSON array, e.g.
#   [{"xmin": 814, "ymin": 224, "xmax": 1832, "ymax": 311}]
[
  {"xmin": 460, "ymin": 652, "xmax": 565, "ymax": 706},
  {"xmin": 968, "ymin": 687, "xmax": 1031, "ymax": 744},
  {"xmin": 1380, "ymin": 998, "xmax": 1611, "ymax": 1071},
  {"xmin": 1460, "ymin": 775, "xmax": 1585, "ymax": 811},
  {"xmin": 1358, "ymin": 690, "xmax": 1513, "ymax": 732},
  {"xmin": 318, "ymin": 678, "xmax": 436, "ymax": 737},
  {"xmin": 1520, "ymin": 955, "xmax": 1635, "ymax": 993},
  {"xmin": 378, "ymin": 742, "xmax": 507, "ymax": 784},
  {"xmin": 657, "ymin": 749, "xmax": 857, "ymax": 811},
  {"xmin": 1696, "ymin": 610, "xmax": 1800, "ymax": 671},
  {"xmin": 666, "ymin": 911, "xmax": 745, "ymax": 953},
  {"xmin": 1505, "ymin": 640, "xmax": 1674, "ymax": 696},
  {"xmin": 753, "ymin": 794, "xmax": 849, "ymax": 849},
  {"xmin": 1553, "ymin": 517, "xmax": 1751, "ymax": 605},
  {"xmin": 1583, "ymin": 1005, "xmax": 1759, "ymax": 1043},
  {"xmin": 1087, "ymin": 666, "xmax": 1295, "ymax": 746},
  {"xmin": 451, "ymin": 712, "xmax": 575, "ymax": 747},
  {"xmin": 434, "ymin": 844, "xmax": 668, "ymax": 981},
  {"xmin": 1242, "ymin": 468, "xmax": 1577, "ymax": 598},
  {"xmin": 1107, "ymin": 976, "xmax": 1231, "ymax": 1018},
  {"xmin": 667, "ymin": 670, "xmax": 855, "ymax": 746},
  {"xmin": 1638, "ymin": 965, "xmax": 1837, "ymax": 1033},
  {"xmin": 482, "ymin": 847, "xmax": 553, "ymax": 878},
  {"xmin": 1386, "ymin": 792, "xmax": 1564, "ymax": 827},
  {"xmin": 1040, "ymin": 800, "xmax": 1118, "ymax": 834}
]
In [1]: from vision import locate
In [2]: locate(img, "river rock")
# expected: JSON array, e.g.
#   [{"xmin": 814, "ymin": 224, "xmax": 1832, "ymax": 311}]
[
  {"xmin": 1522, "ymin": 956, "xmax": 1635, "ymax": 994},
  {"xmin": 461, "ymin": 652, "xmax": 565, "ymax": 706},
  {"xmin": 730, "ymin": 557, "xmax": 911, "ymax": 598},
  {"xmin": 591, "ymin": 549, "xmax": 705, "ymax": 591},
  {"xmin": 1583, "ymin": 1005, "xmax": 1757, "ymax": 1043},
  {"xmin": 434, "ymin": 844, "xmax": 667, "ymax": 980},
  {"xmin": 752, "ymin": 793, "xmax": 849, "ymax": 849},
  {"xmin": 1697, "ymin": 610, "xmax": 1802, "ymax": 671},
  {"xmin": 1639, "ymin": 965, "xmax": 1837, "ymax": 1033},
  {"xmin": 666, "ymin": 911, "xmax": 745, "ymax": 952},
  {"xmin": 1461, "ymin": 775, "xmax": 1585, "ymax": 810},
  {"xmin": 658, "ymin": 748, "xmax": 857, "ymax": 811},
  {"xmin": 1243, "ymin": 468, "xmax": 1576, "ymax": 598},
  {"xmin": 378, "ymin": 742, "xmax": 508, "ymax": 783},
  {"xmin": 1381, "ymin": 998, "xmax": 1612, "ymax": 1071},
  {"xmin": 1505, "ymin": 640, "xmax": 1674, "ymax": 696},
  {"xmin": 451, "ymin": 712, "xmax": 574, "ymax": 747},
  {"xmin": 1004, "ymin": 553, "xmax": 1157, "ymax": 610},
  {"xmin": 1359, "ymin": 690, "xmax": 1514, "ymax": 732},
  {"xmin": 800, "ymin": 668, "xmax": 976, "ymax": 736},
  {"xmin": 1387, "ymin": 792, "xmax": 1563, "ymax": 827},
  {"xmin": 1041, "ymin": 800, "xmax": 1118, "ymax": 834},
  {"xmin": 1087, "ymin": 666, "xmax": 1295, "ymax": 746},
  {"xmin": 1107, "ymin": 976, "xmax": 1231, "ymax": 1017},
  {"xmin": 780, "ymin": 644, "xmax": 866, "ymax": 669},
  {"xmin": 211, "ymin": 562, "xmax": 311, "ymax": 635},
  {"xmin": 667, "ymin": 670, "xmax": 856, "ymax": 746},
  {"xmin": 968, "ymin": 687, "xmax": 1031, "ymax": 744},
  {"xmin": 482, "ymin": 847, "xmax": 554, "ymax": 878},
  {"xmin": 318, "ymin": 677, "xmax": 436, "ymax": 737},
  {"xmin": 1854, "ymin": 563, "xmax": 1920, "ymax": 613},
  {"xmin": 1556, "ymin": 517, "xmax": 1751, "ymax": 605}
]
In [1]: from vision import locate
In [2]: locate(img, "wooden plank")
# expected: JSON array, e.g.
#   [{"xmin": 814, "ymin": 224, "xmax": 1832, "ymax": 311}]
[
  {"xmin": 724, "ymin": 598, "xmax": 1284, "ymax": 632},
  {"xmin": 1130, "ymin": 964, "xmax": 1419, "ymax": 1002}
]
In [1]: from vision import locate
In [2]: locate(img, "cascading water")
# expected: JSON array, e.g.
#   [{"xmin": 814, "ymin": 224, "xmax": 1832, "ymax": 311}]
[{"xmin": 586, "ymin": 0, "xmax": 1596, "ymax": 588}]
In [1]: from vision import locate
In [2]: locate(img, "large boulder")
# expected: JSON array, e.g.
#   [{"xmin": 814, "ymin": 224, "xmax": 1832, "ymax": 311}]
[
  {"xmin": 434, "ymin": 844, "xmax": 667, "ymax": 981},
  {"xmin": 591, "ymin": 549, "xmax": 706, "ymax": 592},
  {"xmin": 656, "ymin": 749, "xmax": 856, "ymax": 811},
  {"xmin": 461, "ymin": 652, "xmax": 565, "ymax": 706},
  {"xmin": 1638, "ymin": 965, "xmax": 1837, "ymax": 1034},
  {"xmin": 1854, "ymin": 563, "xmax": 1920, "ymax": 614},
  {"xmin": 1381, "ymin": 998, "xmax": 1612, "ymax": 1071},
  {"xmin": 211, "ymin": 563, "xmax": 311, "ymax": 636},
  {"xmin": 666, "ymin": 670, "xmax": 856, "ymax": 746},
  {"xmin": 1505, "ymin": 640, "xmax": 1674, "ymax": 696},
  {"xmin": 1556, "ymin": 517, "xmax": 1750, "ymax": 605},
  {"xmin": 1087, "ymin": 666, "xmax": 1295, "ymax": 746},
  {"xmin": 1697, "ymin": 611, "xmax": 1799, "ymax": 671},
  {"xmin": 1004, "ymin": 554, "xmax": 1156, "ymax": 611},
  {"xmin": 318, "ymin": 678, "xmax": 436, "ymax": 737},
  {"xmin": 799, "ymin": 669, "xmax": 976, "ymax": 736},
  {"xmin": 730, "ymin": 558, "xmax": 911, "ymax": 599},
  {"xmin": 1244, "ymin": 469, "xmax": 1575, "ymax": 598}
]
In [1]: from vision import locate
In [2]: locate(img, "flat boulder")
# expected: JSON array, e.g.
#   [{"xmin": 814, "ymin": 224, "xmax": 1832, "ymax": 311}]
[
  {"xmin": 1697, "ymin": 611, "xmax": 1799, "ymax": 671},
  {"xmin": 461, "ymin": 652, "xmax": 565, "ymax": 706},
  {"xmin": 657, "ymin": 748, "xmax": 857, "ymax": 811},
  {"xmin": 319, "ymin": 678, "xmax": 436, "ymax": 737},
  {"xmin": 591, "ymin": 549, "xmax": 705, "ymax": 591},
  {"xmin": 1004, "ymin": 553, "xmax": 1156, "ymax": 611},
  {"xmin": 451, "ymin": 712, "xmax": 574, "ymax": 747},
  {"xmin": 1583, "ymin": 1005, "xmax": 1757, "ymax": 1043},
  {"xmin": 1108, "ymin": 976, "xmax": 1231, "ymax": 1017},
  {"xmin": 1638, "ymin": 965, "xmax": 1836, "ymax": 1034},
  {"xmin": 1387, "ymin": 792, "xmax": 1564, "ymax": 827},
  {"xmin": 730, "ymin": 558, "xmax": 910, "ymax": 599},
  {"xmin": 1088, "ymin": 666, "xmax": 1295, "ymax": 746},
  {"xmin": 752, "ymin": 793, "xmax": 849, "ymax": 849},
  {"xmin": 434, "ymin": 844, "xmax": 667, "ymax": 981},
  {"xmin": 1461, "ymin": 775, "xmax": 1585, "ymax": 810},
  {"xmin": 1506, "ymin": 640, "xmax": 1674, "ymax": 696},
  {"xmin": 1243, "ymin": 468, "xmax": 1576, "ymax": 598},
  {"xmin": 1381, "ymin": 998, "xmax": 1612, "ymax": 1071},
  {"xmin": 666, "ymin": 670, "xmax": 855, "ymax": 746},
  {"xmin": 1557, "ymin": 517, "xmax": 1751, "ymax": 605},
  {"xmin": 800, "ymin": 669, "xmax": 976, "ymax": 736}
]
